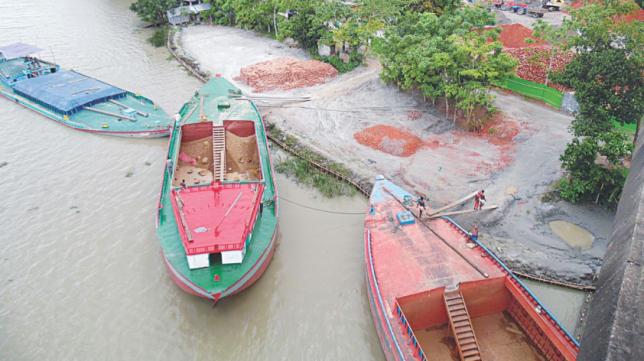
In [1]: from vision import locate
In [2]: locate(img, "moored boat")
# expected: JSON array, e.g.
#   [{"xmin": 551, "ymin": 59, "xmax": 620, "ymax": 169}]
[
  {"xmin": 0, "ymin": 43, "xmax": 172, "ymax": 137},
  {"xmin": 156, "ymin": 76, "xmax": 278, "ymax": 301},
  {"xmin": 364, "ymin": 176, "xmax": 579, "ymax": 361}
]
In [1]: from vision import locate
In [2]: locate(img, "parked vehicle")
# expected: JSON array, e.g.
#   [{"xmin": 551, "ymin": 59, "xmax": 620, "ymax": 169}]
[{"xmin": 542, "ymin": 0, "xmax": 565, "ymax": 11}]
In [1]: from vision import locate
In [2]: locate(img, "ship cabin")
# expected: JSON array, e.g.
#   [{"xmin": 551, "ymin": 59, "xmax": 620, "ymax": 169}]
[
  {"xmin": 0, "ymin": 43, "xmax": 59, "ymax": 86},
  {"xmin": 170, "ymin": 119, "xmax": 264, "ymax": 270}
]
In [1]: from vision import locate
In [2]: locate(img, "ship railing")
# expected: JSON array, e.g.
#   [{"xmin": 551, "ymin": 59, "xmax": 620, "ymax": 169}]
[
  {"xmin": 365, "ymin": 230, "xmax": 406, "ymax": 360},
  {"xmin": 394, "ymin": 300, "xmax": 428, "ymax": 361},
  {"xmin": 186, "ymin": 241, "xmax": 245, "ymax": 255},
  {"xmin": 441, "ymin": 216, "xmax": 580, "ymax": 351}
]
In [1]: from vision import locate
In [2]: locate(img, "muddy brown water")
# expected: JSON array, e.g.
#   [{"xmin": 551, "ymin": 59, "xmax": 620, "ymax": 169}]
[
  {"xmin": 549, "ymin": 220, "xmax": 594, "ymax": 250},
  {"xmin": 0, "ymin": 0, "xmax": 585, "ymax": 359}
]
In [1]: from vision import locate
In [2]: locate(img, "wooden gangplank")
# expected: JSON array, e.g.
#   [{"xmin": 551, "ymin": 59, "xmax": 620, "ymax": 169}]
[
  {"xmin": 428, "ymin": 191, "xmax": 479, "ymax": 216},
  {"xmin": 427, "ymin": 205, "xmax": 498, "ymax": 219}
]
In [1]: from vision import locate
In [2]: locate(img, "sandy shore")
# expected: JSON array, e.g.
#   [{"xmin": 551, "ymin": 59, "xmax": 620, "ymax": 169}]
[{"xmin": 174, "ymin": 25, "xmax": 613, "ymax": 285}]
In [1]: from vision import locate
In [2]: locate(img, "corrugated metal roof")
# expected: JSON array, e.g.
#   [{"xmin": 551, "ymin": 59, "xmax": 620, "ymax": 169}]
[{"xmin": 166, "ymin": 3, "xmax": 211, "ymax": 25}]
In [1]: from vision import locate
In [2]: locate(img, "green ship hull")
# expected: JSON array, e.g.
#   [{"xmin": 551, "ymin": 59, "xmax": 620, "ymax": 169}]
[
  {"xmin": 0, "ymin": 49, "xmax": 172, "ymax": 137},
  {"xmin": 156, "ymin": 76, "xmax": 278, "ymax": 301}
]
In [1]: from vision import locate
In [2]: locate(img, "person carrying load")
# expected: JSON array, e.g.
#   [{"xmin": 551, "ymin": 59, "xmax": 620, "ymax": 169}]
[
  {"xmin": 416, "ymin": 196, "xmax": 427, "ymax": 217},
  {"xmin": 474, "ymin": 190, "xmax": 486, "ymax": 210}
]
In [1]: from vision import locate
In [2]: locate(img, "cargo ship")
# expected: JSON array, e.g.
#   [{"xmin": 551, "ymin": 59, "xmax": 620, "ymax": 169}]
[
  {"xmin": 156, "ymin": 76, "xmax": 278, "ymax": 301},
  {"xmin": 0, "ymin": 43, "xmax": 172, "ymax": 137},
  {"xmin": 364, "ymin": 176, "xmax": 579, "ymax": 361}
]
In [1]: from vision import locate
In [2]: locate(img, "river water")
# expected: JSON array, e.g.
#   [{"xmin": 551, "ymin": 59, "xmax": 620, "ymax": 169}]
[{"xmin": 0, "ymin": 0, "xmax": 585, "ymax": 360}]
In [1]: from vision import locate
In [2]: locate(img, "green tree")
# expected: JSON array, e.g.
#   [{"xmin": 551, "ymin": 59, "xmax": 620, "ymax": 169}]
[
  {"xmin": 535, "ymin": 1, "xmax": 642, "ymax": 137},
  {"xmin": 276, "ymin": 0, "xmax": 350, "ymax": 50},
  {"xmin": 130, "ymin": 0, "xmax": 177, "ymax": 25},
  {"xmin": 534, "ymin": 0, "xmax": 642, "ymax": 208},
  {"xmin": 375, "ymin": 7, "xmax": 515, "ymax": 125},
  {"xmin": 403, "ymin": 0, "xmax": 462, "ymax": 15},
  {"xmin": 558, "ymin": 131, "xmax": 632, "ymax": 207}
]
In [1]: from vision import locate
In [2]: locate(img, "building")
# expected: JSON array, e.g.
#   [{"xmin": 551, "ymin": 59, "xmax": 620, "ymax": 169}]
[{"xmin": 167, "ymin": 0, "xmax": 212, "ymax": 26}]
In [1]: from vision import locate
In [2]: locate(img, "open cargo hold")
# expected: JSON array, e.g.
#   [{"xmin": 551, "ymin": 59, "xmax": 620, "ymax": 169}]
[{"xmin": 365, "ymin": 177, "xmax": 579, "ymax": 361}]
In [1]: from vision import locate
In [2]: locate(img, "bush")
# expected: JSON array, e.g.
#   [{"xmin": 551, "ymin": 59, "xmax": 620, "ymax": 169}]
[
  {"xmin": 275, "ymin": 158, "xmax": 355, "ymax": 198},
  {"xmin": 148, "ymin": 26, "xmax": 168, "ymax": 48},
  {"xmin": 315, "ymin": 52, "xmax": 363, "ymax": 73}
]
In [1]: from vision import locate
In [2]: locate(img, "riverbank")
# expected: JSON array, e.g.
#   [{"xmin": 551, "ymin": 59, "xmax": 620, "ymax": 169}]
[{"xmin": 169, "ymin": 24, "xmax": 612, "ymax": 287}]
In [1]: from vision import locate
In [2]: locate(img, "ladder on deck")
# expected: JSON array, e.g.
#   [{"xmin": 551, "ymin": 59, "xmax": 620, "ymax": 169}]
[
  {"xmin": 212, "ymin": 125, "xmax": 226, "ymax": 182},
  {"xmin": 444, "ymin": 289, "xmax": 482, "ymax": 361}
]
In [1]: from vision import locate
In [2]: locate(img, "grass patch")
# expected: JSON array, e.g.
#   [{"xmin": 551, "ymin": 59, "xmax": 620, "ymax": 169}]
[
  {"xmin": 267, "ymin": 123, "xmax": 359, "ymax": 197},
  {"xmin": 612, "ymin": 119, "xmax": 637, "ymax": 135},
  {"xmin": 148, "ymin": 26, "xmax": 168, "ymax": 48},
  {"xmin": 275, "ymin": 158, "xmax": 356, "ymax": 198}
]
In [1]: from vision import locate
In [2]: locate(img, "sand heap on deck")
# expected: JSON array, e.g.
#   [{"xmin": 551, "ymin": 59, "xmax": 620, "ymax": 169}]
[
  {"xmin": 225, "ymin": 131, "xmax": 261, "ymax": 181},
  {"xmin": 237, "ymin": 57, "xmax": 338, "ymax": 92}
]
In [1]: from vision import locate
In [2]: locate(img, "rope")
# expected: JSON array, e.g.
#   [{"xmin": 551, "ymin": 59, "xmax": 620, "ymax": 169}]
[
  {"xmin": 260, "ymin": 103, "xmax": 432, "ymax": 114},
  {"xmin": 279, "ymin": 196, "xmax": 364, "ymax": 215}
]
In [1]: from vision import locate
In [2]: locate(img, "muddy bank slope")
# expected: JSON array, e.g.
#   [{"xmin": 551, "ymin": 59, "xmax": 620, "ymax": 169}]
[{"xmin": 178, "ymin": 25, "xmax": 613, "ymax": 285}]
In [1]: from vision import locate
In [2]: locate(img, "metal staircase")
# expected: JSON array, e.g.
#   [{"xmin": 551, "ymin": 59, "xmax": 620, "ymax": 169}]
[
  {"xmin": 212, "ymin": 125, "xmax": 226, "ymax": 182},
  {"xmin": 444, "ymin": 289, "xmax": 482, "ymax": 361}
]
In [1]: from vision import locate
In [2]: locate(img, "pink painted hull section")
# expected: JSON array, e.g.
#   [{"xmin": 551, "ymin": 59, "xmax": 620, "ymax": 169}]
[{"xmin": 163, "ymin": 226, "xmax": 278, "ymax": 302}]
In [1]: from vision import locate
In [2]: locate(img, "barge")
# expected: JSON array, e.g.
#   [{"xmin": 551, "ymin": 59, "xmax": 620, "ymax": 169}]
[
  {"xmin": 364, "ymin": 176, "xmax": 579, "ymax": 361},
  {"xmin": 0, "ymin": 42, "xmax": 172, "ymax": 137},
  {"xmin": 156, "ymin": 76, "xmax": 278, "ymax": 301}
]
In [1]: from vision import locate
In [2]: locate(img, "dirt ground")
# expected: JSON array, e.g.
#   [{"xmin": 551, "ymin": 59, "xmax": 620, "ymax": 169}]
[{"xmin": 179, "ymin": 25, "xmax": 613, "ymax": 284}]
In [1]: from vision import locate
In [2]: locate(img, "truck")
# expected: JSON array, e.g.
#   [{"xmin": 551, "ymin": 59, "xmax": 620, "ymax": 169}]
[
  {"xmin": 542, "ymin": 0, "xmax": 565, "ymax": 11},
  {"xmin": 493, "ymin": 0, "xmax": 547, "ymax": 17}
]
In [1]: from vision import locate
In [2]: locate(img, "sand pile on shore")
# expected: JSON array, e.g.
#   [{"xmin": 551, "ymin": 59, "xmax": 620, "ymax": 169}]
[
  {"xmin": 354, "ymin": 125, "xmax": 423, "ymax": 157},
  {"xmin": 237, "ymin": 57, "xmax": 338, "ymax": 92},
  {"xmin": 498, "ymin": 24, "xmax": 545, "ymax": 48}
]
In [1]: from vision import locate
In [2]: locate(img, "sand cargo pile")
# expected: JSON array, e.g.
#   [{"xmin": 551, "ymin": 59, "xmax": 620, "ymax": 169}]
[{"xmin": 237, "ymin": 57, "xmax": 338, "ymax": 92}]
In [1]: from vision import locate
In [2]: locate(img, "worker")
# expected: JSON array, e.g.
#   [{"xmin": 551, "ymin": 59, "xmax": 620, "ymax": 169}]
[
  {"xmin": 470, "ymin": 224, "xmax": 479, "ymax": 242},
  {"xmin": 417, "ymin": 196, "xmax": 427, "ymax": 217},
  {"xmin": 474, "ymin": 190, "xmax": 486, "ymax": 210}
]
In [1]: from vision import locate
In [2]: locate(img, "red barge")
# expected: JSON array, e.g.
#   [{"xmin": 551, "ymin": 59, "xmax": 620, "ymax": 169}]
[{"xmin": 364, "ymin": 176, "xmax": 579, "ymax": 361}]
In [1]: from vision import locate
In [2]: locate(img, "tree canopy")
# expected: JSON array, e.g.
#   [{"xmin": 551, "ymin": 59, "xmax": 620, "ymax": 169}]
[
  {"xmin": 534, "ymin": 0, "xmax": 642, "ymax": 208},
  {"xmin": 534, "ymin": 0, "xmax": 643, "ymax": 136},
  {"xmin": 129, "ymin": 0, "xmax": 177, "ymax": 25},
  {"xmin": 375, "ymin": 7, "xmax": 516, "ymax": 125}
]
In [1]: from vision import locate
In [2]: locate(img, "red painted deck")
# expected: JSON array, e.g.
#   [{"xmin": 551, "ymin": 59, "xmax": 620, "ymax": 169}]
[
  {"xmin": 171, "ymin": 183, "xmax": 264, "ymax": 255},
  {"xmin": 368, "ymin": 210, "xmax": 505, "ymax": 301},
  {"xmin": 364, "ymin": 178, "xmax": 578, "ymax": 361}
]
